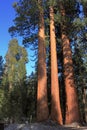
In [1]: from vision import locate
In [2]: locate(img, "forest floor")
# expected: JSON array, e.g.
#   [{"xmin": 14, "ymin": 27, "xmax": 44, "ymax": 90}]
[{"xmin": 4, "ymin": 121, "xmax": 87, "ymax": 130}]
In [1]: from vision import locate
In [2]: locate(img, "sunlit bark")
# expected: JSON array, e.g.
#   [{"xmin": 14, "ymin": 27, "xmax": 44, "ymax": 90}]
[
  {"xmin": 37, "ymin": 0, "xmax": 49, "ymax": 121},
  {"xmin": 50, "ymin": 6, "xmax": 63, "ymax": 124}
]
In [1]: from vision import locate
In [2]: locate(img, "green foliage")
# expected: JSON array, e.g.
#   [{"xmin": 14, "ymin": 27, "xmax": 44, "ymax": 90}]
[
  {"xmin": 0, "ymin": 87, "xmax": 25, "ymax": 121},
  {"xmin": 81, "ymin": 0, "xmax": 87, "ymax": 4},
  {"xmin": 3, "ymin": 39, "xmax": 28, "ymax": 88},
  {"xmin": 73, "ymin": 18, "xmax": 87, "ymax": 32},
  {"xmin": 9, "ymin": 0, "xmax": 39, "ymax": 46},
  {"xmin": 0, "ymin": 89, "xmax": 5, "ymax": 120},
  {"xmin": 26, "ymin": 72, "xmax": 37, "ymax": 120},
  {"xmin": 47, "ymin": 0, "xmax": 57, "ymax": 7},
  {"xmin": 0, "ymin": 39, "xmax": 30, "ymax": 122},
  {"xmin": 0, "ymin": 56, "xmax": 4, "ymax": 86},
  {"xmin": 0, "ymin": 74, "xmax": 37, "ymax": 122}
]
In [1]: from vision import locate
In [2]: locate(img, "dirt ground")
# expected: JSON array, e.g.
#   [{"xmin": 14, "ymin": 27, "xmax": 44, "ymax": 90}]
[{"xmin": 4, "ymin": 122, "xmax": 87, "ymax": 130}]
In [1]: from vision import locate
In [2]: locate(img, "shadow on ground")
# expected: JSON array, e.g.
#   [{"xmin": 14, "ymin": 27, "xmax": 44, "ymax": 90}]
[{"xmin": 4, "ymin": 121, "xmax": 87, "ymax": 130}]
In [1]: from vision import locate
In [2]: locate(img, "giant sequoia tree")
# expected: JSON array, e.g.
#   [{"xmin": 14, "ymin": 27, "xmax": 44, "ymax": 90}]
[
  {"xmin": 49, "ymin": 5, "xmax": 62, "ymax": 124},
  {"xmin": 59, "ymin": 1, "xmax": 80, "ymax": 124},
  {"xmin": 37, "ymin": 0, "xmax": 49, "ymax": 121},
  {"xmin": 81, "ymin": 0, "xmax": 87, "ymax": 122},
  {"xmin": 9, "ymin": 0, "xmax": 49, "ymax": 121},
  {"xmin": 4, "ymin": 39, "xmax": 28, "ymax": 90}
]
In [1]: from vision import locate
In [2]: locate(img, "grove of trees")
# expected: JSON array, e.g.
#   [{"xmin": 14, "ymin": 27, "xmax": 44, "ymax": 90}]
[{"xmin": 0, "ymin": 0, "xmax": 87, "ymax": 125}]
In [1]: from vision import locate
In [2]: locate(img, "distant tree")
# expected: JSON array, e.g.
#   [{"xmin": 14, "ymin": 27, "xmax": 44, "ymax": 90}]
[
  {"xmin": 3, "ymin": 39, "xmax": 28, "ymax": 90},
  {"xmin": 0, "ymin": 56, "xmax": 4, "ymax": 86},
  {"xmin": 1, "ymin": 39, "xmax": 28, "ymax": 121},
  {"xmin": 0, "ymin": 57, "xmax": 4, "ymax": 120}
]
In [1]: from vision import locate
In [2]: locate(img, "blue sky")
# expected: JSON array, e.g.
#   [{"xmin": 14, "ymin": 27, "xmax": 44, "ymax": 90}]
[{"xmin": 0, "ymin": 0, "xmax": 35, "ymax": 75}]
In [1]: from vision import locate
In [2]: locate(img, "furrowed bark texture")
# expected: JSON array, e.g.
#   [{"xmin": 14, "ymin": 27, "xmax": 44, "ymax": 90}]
[
  {"xmin": 62, "ymin": 34, "xmax": 80, "ymax": 124},
  {"xmin": 37, "ymin": 0, "xmax": 49, "ymax": 121},
  {"xmin": 50, "ymin": 6, "xmax": 63, "ymax": 125},
  {"xmin": 60, "ymin": 3, "xmax": 80, "ymax": 124}
]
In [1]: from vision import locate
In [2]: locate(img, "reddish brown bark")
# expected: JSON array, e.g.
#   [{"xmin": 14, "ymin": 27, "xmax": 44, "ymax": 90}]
[
  {"xmin": 83, "ymin": 88, "xmax": 87, "ymax": 122},
  {"xmin": 37, "ymin": 0, "xmax": 49, "ymax": 121},
  {"xmin": 62, "ymin": 34, "xmax": 80, "ymax": 124},
  {"xmin": 60, "ymin": 3, "xmax": 80, "ymax": 124},
  {"xmin": 49, "ymin": 6, "xmax": 63, "ymax": 124},
  {"xmin": 83, "ymin": 3, "xmax": 87, "ymax": 123}
]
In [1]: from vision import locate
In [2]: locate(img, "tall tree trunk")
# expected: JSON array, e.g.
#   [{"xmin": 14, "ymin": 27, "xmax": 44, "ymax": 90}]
[
  {"xmin": 62, "ymin": 34, "xmax": 80, "ymax": 124},
  {"xmin": 83, "ymin": 88, "xmax": 87, "ymax": 123},
  {"xmin": 83, "ymin": 2, "xmax": 87, "ymax": 123},
  {"xmin": 49, "ymin": 6, "xmax": 63, "ymax": 124},
  {"xmin": 37, "ymin": 0, "xmax": 49, "ymax": 121},
  {"xmin": 60, "ymin": 3, "xmax": 80, "ymax": 124}
]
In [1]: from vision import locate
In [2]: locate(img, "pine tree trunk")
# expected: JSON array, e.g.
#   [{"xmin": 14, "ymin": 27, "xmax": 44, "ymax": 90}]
[
  {"xmin": 49, "ymin": 6, "xmax": 63, "ymax": 124},
  {"xmin": 37, "ymin": 0, "xmax": 49, "ymax": 121},
  {"xmin": 60, "ymin": 3, "xmax": 80, "ymax": 124}
]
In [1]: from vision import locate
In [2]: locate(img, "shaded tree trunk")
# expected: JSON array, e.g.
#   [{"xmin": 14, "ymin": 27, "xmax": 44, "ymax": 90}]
[
  {"xmin": 49, "ymin": 6, "xmax": 63, "ymax": 124},
  {"xmin": 83, "ymin": 3, "xmax": 87, "ymax": 17},
  {"xmin": 83, "ymin": 88, "xmax": 87, "ymax": 123},
  {"xmin": 82, "ymin": 2, "xmax": 87, "ymax": 123},
  {"xmin": 37, "ymin": 0, "xmax": 49, "ymax": 121},
  {"xmin": 62, "ymin": 34, "xmax": 80, "ymax": 124},
  {"xmin": 60, "ymin": 3, "xmax": 80, "ymax": 124}
]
